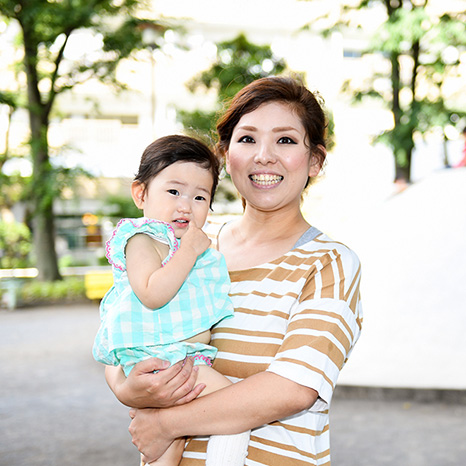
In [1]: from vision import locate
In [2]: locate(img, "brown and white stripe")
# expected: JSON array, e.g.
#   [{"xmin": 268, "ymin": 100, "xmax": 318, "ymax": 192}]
[{"xmin": 181, "ymin": 226, "xmax": 362, "ymax": 465}]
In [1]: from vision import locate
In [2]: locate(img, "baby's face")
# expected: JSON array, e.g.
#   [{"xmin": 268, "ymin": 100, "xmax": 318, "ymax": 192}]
[{"xmin": 136, "ymin": 161, "xmax": 213, "ymax": 238}]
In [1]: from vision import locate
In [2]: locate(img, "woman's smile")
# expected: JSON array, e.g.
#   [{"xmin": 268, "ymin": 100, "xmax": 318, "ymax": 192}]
[{"xmin": 249, "ymin": 173, "xmax": 284, "ymax": 187}]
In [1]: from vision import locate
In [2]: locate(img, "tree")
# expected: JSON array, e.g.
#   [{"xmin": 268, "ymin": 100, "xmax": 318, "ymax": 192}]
[
  {"xmin": 0, "ymin": 220, "xmax": 32, "ymax": 269},
  {"xmin": 178, "ymin": 33, "xmax": 287, "ymax": 141},
  {"xmin": 0, "ymin": 91, "xmax": 22, "ymax": 211},
  {"xmin": 0, "ymin": 0, "xmax": 167, "ymax": 280},
  {"xmin": 308, "ymin": 0, "xmax": 466, "ymax": 182}
]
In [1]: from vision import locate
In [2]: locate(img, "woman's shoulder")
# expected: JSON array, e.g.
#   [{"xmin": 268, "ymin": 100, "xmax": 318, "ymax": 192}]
[{"xmin": 295, "ymin": 229, "xmax": 361, "ymax": 270}]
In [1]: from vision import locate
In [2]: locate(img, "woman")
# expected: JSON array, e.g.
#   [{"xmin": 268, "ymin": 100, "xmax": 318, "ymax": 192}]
[{"xmin": 106, "ymin": 76, "xmax": 363, "ymax": 465}]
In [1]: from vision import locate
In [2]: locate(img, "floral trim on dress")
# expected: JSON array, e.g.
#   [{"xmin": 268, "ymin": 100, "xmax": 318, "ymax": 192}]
[{"xmin": 105, "ymin": 218, "xmax": 179, "ymax": 272}]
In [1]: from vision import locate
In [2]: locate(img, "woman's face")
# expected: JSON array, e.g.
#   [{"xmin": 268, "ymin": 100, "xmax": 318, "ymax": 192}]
[{"xmin": 226, "ymin": 101, "xmax": 320, "ymax": 212}]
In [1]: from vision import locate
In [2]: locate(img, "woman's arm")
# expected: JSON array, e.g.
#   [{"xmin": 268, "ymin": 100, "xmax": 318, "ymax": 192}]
[
  {"xmin": 129, "ymin": 371, "xmax": 318, "ymax": 462},
  {"xmin": 105, "ymin": 357, "xmax": 205, "ymax": 408}
]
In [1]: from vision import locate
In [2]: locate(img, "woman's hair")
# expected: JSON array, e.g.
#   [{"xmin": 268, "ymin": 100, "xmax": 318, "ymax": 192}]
[
  {"xmin": 134, "ymin": 134, "xmax": 221, "ymax": 208},
  {"xmin": 216, "ymin": 76, "xmax": 327, "ymax": 179}
]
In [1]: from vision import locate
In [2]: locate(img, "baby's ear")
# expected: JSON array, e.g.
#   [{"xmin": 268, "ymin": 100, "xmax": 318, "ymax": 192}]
[{"xmin": 131, "ymin": 181, "xmax": 145, "ymax": 209}]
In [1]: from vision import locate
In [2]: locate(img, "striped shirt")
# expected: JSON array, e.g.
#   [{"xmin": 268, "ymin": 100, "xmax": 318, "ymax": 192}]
[{"xmin": 180, "ymin": 224, "xmax": 363, "ymax": 465}]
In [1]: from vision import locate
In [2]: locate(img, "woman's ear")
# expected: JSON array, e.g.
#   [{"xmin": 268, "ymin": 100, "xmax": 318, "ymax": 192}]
[
  {"xmin": 225, "ymin": 151, "xmax": 231, "ymax": 175},
  {"xmin": 308, "ymin": 144, "xmax": 326, "ymax": 178},
  {"xmin": 131, "ymin": 181, "xmax": 145, "ymax": 209}
]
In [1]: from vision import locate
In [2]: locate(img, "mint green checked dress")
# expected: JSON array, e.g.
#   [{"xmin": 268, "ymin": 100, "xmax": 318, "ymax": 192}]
[{"xmin": 92, "ymin": 218, "xmax": 234, "ymax": 376}]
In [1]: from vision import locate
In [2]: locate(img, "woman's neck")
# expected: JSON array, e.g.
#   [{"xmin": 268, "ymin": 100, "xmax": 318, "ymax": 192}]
[
  {"xmin": 239, "ymin": 204, "xmax": 309, "ymax": 242},
  {"xmin": 221, "ymin": 204, "xmax": 310, "ymax": 271}
]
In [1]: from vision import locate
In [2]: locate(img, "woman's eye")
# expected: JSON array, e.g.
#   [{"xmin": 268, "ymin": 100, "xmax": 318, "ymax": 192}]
[
  {"xmin": 167, "ymin": 189, "xmax": 179, "ymax": 196},
  {"xmin": 278, "ymin": 136, "xmax": 297, "ymax": 144},
  {"xmin": 238, "ymin": 135, "xmax": 255, "ymax": 143}
]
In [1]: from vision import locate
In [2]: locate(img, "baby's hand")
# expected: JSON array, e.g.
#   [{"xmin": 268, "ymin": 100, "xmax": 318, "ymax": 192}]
[{"xmin": 180, "ymin": 221, "xmax": 211, "ymax": 256}]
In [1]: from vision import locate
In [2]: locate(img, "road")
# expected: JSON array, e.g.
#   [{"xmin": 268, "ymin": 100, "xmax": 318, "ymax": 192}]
[{"xmin": 1, "ymin": 304, "xmax": 465, "ymax": 466}]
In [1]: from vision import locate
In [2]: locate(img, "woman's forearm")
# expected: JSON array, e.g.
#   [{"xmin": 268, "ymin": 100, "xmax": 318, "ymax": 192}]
[
  {"xmin": 161, "ymin": 371, "xmax": 318, "ymax": 438},
  {"xmin": 105, "ymin": 358, "xmax": 204, "ymax": 408}
]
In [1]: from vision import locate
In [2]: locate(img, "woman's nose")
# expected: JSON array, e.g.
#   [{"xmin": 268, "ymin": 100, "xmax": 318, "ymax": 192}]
[{"xmin": 254, "ymin": 142, "xmax": 276, "ymax": 164}]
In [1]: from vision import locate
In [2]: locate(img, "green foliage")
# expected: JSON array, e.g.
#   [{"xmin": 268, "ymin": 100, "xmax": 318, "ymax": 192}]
[
  {"xmin": 190, "ymin": 33, "xmax": 287, "ymax": 101},
  {"xmin": 370, "ymin": 7, "xmax": 429, "ymax": 53},
  {"xmin": 307, "ymin": 0, "xmax": 466, "ymax": 181},
  {"xmin": 0, "ymin": 92, "xmax": 24, "ymax": 209},
  {"xmin": 0, "ymin": 90, "xmax": 17, "ymax": 108},
  {"xmin": 0, "ymin": 0, "xmax": 166, "ymax": 280},
  {"xmin": 18, "ymin": 276, "xmax": 86, "ymax": 304},
  {"xmin": 0, "ymin": 221, "xmax": 32, "ymax": 268},
  {"xmin": 178, "ymin": 110, "xmax": 219, "ymax": 144},
  {"xmin": 0, "ymin": 170, "xmax": 24, "ymax": 210},
  {"xmin": 179, "ymin": 33, "xmax": 287, "ymax": 139},
  {"xmin": 101, "ymin": 194, "xmax": 141, "ymax": 219}
]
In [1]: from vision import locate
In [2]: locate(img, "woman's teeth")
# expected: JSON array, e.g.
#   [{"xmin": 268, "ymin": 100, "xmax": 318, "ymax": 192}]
[{"xmin": 250, "ymin": 174, "xmax": 283, "ymax": 185}]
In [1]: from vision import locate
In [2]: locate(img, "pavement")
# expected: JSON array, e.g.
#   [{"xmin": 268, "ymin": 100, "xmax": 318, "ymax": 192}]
[
  {"xmin": 1, "ymin": 169, "xmax": 465, "ymax": 465},
  {"xmin": 1, "ymin": 300, "xmax": 466, "ymax": 466}
]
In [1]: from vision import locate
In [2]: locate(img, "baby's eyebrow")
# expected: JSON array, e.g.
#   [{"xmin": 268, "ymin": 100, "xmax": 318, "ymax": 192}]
[
  {"xmin": 167, "ymin": 180, "xmax": 211, "ymax": 195},
  {"xmin": 196, "ymin": 186, "xmax": 211, "ymax": 195}
]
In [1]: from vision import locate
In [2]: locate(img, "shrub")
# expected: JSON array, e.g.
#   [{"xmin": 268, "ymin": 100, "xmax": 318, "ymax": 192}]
[
  {"xmin": 18, "ymin": 277, "xmax": 86, "ymax": 305},
  {"xmin": 0, "ymin": 221, "xmax": 32, "ymax": 268}
]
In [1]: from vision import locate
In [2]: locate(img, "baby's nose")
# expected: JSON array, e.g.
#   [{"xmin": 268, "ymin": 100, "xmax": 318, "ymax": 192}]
[{"xmin": 177, "ymin": 198, "xmax": 191, "ymax": 213}]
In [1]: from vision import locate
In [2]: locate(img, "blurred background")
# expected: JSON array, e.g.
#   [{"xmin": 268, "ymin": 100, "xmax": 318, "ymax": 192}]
[{"xmin": 1, "ymin": 0, "xmax": 465, "ymax": 464}]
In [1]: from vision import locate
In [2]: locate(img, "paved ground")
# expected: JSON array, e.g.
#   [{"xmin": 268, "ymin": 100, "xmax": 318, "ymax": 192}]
[{"xmin": 1, "ymin": 304, "xmax": 465, "ymax": 466}]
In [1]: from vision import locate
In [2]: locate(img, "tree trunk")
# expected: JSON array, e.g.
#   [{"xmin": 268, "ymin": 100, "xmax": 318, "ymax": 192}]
[
  {"xmin": 23, "ymin": 31, "xmax": 62, "ymax": 281},
  {"xmin": 390, "ymin": 51, "xmax": 411, "ymax": 182},
  {"xmin": 394, "ymin": 148, "xmax": 412, "ymax": 182},
  {"xmin": 29, "ymin": 114, "xmax": 62, "ymax": 281},
  {"xmin": 32, "ymin": 204, "xmax": 61, "ymax": 281}
]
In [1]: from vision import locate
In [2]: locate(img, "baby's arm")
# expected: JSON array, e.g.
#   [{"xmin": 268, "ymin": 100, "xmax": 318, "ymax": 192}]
[{"xmin": 126, "ymin": 221, "xmax": 211, "ymax": 309}]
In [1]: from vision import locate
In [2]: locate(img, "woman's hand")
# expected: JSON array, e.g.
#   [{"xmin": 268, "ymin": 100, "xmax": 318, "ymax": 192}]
[
  {"xmin": 129, "ymin": 407, "xmax": 174, "ymax": 464},
  {"xmin": 106, "ymin": 357, "xmax": 205, "ymax": 408}
]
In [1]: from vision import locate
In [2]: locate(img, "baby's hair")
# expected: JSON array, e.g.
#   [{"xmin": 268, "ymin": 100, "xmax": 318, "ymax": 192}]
[{"xmin": 134, "ymin": 135, "xmax": 221, "ymax": 208}]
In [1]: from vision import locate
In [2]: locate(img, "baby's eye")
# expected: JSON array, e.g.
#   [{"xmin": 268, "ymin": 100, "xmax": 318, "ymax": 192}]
[
  {"xmin": 167, "ymin": 189, "xmax": 179, "ymax": 196},
  {"xmin": 195, "ymin": 195, "xmax": 207, "ymax": 202},
  {"xmin": 238, "ymin": 135, "xmax": 255, "ymax": 143},
  {"xmin": 278, "ymin": 136, "xmax": 297, "ymax": 144}
]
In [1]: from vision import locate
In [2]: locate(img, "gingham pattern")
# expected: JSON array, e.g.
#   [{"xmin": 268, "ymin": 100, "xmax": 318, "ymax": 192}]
[{"xmin": 93, "ymin": 218, "xmax": 234, "ymax": 368}]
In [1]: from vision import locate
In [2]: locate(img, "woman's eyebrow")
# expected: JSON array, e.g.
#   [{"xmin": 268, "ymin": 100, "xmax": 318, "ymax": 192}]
[
  {"xmin": 236, "ymin": 125, "xmax": 257, "ymax": 131},
  {"xmin": 236, "ymin": 125, "xmax": 299, "ymax": 133},
  {"xmin": 272, "ymin": 126, "xmax": 300, "ymax": 133}
]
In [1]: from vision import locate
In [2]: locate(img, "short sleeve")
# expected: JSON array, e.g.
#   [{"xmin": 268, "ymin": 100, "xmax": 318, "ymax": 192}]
[
  {"xmin": 105, "ymin": 217, "xmax": 179, "ymax": 271},
  {"xmin": 267, "ymin": 246, "xmax": 363, "ymax": 411}
]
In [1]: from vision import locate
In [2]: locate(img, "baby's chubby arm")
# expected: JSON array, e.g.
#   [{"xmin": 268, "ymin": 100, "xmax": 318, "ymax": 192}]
[{"xmin": 126, "ymin": 221, "xmax": 211, "ymax": 309}]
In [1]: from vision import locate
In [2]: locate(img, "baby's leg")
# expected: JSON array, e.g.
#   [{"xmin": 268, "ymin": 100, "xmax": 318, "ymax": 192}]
[
  {"xmin": 142, "ymin": 438, "xmax": 184, "ymax": 466},
  {"xmin": 196, "ymin": 365, "xmax": 250, "ymax": 466},
  {"xmin": 143, "ymin": 366, "xmax": 233, "ymax": 466},
  {"xmin": 196, "ymin": 364, "xmax": 232, "ymax": 396}
]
